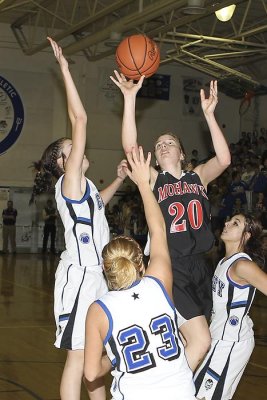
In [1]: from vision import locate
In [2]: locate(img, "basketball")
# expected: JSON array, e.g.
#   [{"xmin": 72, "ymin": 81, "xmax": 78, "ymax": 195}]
[{"xmin": 116, "ymin": 34, "xmax": 160, "ymax": 80}]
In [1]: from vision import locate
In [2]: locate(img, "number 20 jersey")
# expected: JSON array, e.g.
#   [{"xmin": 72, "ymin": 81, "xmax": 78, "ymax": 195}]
[
  {"xmin": 153, "ymin": 170, "xmax": 214, "ymax": 258},
  {"xmin": 97, "ymin": 276, "xmax": 195, "ymax": 400}
]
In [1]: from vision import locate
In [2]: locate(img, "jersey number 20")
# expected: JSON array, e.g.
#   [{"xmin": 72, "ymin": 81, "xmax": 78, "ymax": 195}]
[{"xmin": 169, "ymin": 199, "xmax": 203, "ymax": 233}]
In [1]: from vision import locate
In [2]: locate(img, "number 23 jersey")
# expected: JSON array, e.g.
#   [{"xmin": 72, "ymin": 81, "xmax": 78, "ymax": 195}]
[
  {"xmin": 153, "ymin": 170, "xmax": 214, "ymax": 257},
  {"xmin": 96, "ymin": 276, "xmax": 195, "ymax": 400}
]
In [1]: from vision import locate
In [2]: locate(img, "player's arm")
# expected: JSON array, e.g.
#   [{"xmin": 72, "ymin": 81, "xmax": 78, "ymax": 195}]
[
  {"xmin": 194, "ymin": 80, "xmax": 231, "ymax": 187},
  {"xmin": 100, "ymin": 159, "xmax": 127, "ymax": 205},
  {"xmin": 110, "ymin": 71, "xmax": 158, "ymax": 188},
  {"xmin": 126, "ymin": 147, "xmax": 172, "ymax": 297},
  {"xmin": 47, "ymin": 37, "xmax": 87, "ymax": 199},
  {"xmin": 84, "ymin": 302, "xmax": 112, "ymax": 382},
  {"xmin": 231, "ymin": 259, "xmax": 267, "ymax": 296},
  {"xmin": 110, "ymin": 70, "xmax": 144, "ymax": 153}
]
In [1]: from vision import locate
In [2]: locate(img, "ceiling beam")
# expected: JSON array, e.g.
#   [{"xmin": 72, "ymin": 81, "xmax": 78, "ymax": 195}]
[{"xmin": 62, "ymin": 0, "xmax": 187, "ymax": 55}]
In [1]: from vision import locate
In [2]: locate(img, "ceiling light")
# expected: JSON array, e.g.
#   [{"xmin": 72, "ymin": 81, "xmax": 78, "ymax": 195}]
[{"xmin": 215, "ymin": 4, "xmax": 236, "ymax": 22}]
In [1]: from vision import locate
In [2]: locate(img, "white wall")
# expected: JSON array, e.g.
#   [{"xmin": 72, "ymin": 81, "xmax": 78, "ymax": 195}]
[{"xmin": 1, "ymin": 22, "xmax": 264, "ymax": 191}]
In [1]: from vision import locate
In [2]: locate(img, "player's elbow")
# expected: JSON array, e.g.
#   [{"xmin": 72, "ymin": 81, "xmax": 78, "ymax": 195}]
[
  {"xmin": 84, "ymin": 367, "xmax": 99, "ymax": 383},
  {"xmin": 74, "ymin": 113, "xmax": 87, "ymax": 125},
  {"xmin": 224, "ymin": 155, "xmax": 231, "ymax": 168},
  {"xmin": 217, "ymin": 155, "xmax": 231, "ymax": 171},
  {"xmin": 123, "ymin": 142, "xmax": 138, "ymax": 155}
]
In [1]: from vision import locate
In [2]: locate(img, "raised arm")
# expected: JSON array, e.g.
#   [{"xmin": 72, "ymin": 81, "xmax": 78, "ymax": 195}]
[
  {"xmin": 110, "ymin": 71, "xmax": 158, "ymax": 186},
  {"xmin": 194, "ymin": 80, "xmax": 231, "ymax": 187},
  {"xmin": 126, "ymin": 147, "xmax": 172, "ymax": 297},
  {"xmin": 48, "ymin": 37, "xmax": 87, "ymax": 199},
  {"xmin": 110, "ymin": 70, "xmax": 144, "ymax": 153}
]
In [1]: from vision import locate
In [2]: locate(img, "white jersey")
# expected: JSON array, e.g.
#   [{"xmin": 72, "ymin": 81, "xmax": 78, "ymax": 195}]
[
  {"xmin": 55, "ymin": 175, "xmax": 109, "ymax": 267},
  {"xmin": 97, "ymin": 276, "xmax": 196, "ymax": 400},
  {"xmin": 211, "ymin": 252, "xmax": 255, "ymax": 342}
]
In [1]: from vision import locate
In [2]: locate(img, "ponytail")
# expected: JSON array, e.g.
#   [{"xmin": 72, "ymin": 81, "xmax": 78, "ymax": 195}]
[{"xmin": 29, "ymin": 137, "xmax": 67, "ymax": 204}]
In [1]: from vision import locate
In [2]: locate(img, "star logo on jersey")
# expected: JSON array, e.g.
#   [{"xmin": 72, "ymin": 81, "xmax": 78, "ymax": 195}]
[{"xmin": 132, "ymin": 292, "xmax": 139, "ymax": 300}]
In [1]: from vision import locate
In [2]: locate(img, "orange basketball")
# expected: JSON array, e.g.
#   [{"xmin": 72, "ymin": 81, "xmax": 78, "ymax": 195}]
[{"xmin": 116, "ymin": 34, "xmax": 160, "ymax": 80}]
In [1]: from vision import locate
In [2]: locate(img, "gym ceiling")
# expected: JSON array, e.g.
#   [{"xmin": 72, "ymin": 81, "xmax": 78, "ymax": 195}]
[{"xmin": 1, "ymin": 0, "xmax": 267, "ymax": 98}]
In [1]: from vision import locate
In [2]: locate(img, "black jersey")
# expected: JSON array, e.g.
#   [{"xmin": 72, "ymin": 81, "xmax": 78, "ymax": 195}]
[{"xmin": 153, "ymin": 170, "xmax": 214, "ymax": 258}]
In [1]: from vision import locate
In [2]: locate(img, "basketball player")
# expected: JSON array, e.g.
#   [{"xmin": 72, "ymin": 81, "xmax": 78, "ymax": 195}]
[
  {"xmin": 84, "ymin": 146, "xmax": 197, "ymax": 400},
  {"xmin": 110, "ymin": 70, "xmax": 231, "ymax": 371},
  {"xmin": 30, "ymin": 39, "xmax": 127, "ymax": 400},
  {"xmin": 194, "ymin": 213, "xmax": 266, "ymax": 400}
]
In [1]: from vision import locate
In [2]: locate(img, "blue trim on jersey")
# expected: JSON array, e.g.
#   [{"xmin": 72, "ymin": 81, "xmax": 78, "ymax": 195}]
[
  {"xmin": 145, "ymin": 275, "xmax": 175, "ymax": 310},
  {"xmin": 226, "ymin": 269, "xmax": 251, "ymax": 289},
  {"xmin": 61, "ymin": 177, "xmax": 91, "ymax": 203},
  {"xmin": 231, "ymin": 300, "xmax": 248, "ymax": 307},
  {"xmin": 128, "ymin": 280, "xmax": 141, "ymax": 289},
  {"xmin": 207, "ymin": 368, "xmax": 220, "ymax": 381},
  {"xmin": 76, "ymin": 217, "xmax": 92, "ymax": 223},
  {"xmin": 59, "ymin": 313, "xmax": 70, "ymax": 321},
  {"xmin": 96, "ymin": 300, "xmax": 113, "ymax": 345}
]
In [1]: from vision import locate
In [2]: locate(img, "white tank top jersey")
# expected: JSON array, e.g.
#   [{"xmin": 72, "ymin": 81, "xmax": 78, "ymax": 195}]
[
  {"xmin": 97, "ymin": 276, "xmax": 195, "ymax": 400},
  {"xmin": 55, "ymin": 175, "xmax": 110, "ymax": 267},
  {"xmin": 210, "ymin": 252, "xmax": 255, "ymax": 342}
]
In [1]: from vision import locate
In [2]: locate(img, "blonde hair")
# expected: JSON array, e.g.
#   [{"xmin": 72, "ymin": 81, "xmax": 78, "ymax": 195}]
[{"xmin": 102, "ymin": 236, "xmax": 144, "ymax": 290}]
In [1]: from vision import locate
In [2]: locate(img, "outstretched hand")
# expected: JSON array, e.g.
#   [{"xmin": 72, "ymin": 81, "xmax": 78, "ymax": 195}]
[
  {"xmin": 200, "ymin": 80, "xmax": 218, "ymax": 116},
  {"xmin": 110, "ymin": 70, "xmax": 145, "ymax": 97},
  {"xmin": 126, "ymin": 147, "xmax": 151, "ymax": 186},
  {"xmin": 47, "ymin": 37, "xmax": 68, "ymax": 70},
  {"xmin": 117, "ymin": 159, "xmax": 128, "ymax": 181}
]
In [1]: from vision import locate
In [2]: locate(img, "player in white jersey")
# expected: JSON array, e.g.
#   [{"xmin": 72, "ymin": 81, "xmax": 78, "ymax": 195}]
[
  {"xmin": 30, "ymin": 38, "xmax": 127, "ymax": 400},
  {"xmin": 194, "ymin": 213, "xmax": 267, "ymax": 400},
  {"xmin": 84, "ymin": 147, "xmax": 196, "ymax": 400}
]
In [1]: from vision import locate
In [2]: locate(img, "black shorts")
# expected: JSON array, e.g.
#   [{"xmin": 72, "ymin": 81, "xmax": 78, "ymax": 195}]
[{"xmin": 172, "ymin": 253, "xmax": 213, "ymax": 321}]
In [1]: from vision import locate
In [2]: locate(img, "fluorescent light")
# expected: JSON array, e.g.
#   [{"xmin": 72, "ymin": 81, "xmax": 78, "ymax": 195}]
[{"xmin": 215, "ymin": 4, "xmax": 236, "ymax": 22}]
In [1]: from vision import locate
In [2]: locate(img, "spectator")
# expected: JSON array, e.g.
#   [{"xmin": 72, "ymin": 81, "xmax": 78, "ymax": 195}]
[
  {"xmin": 228, "ymin": 171, "xmax": 247, "ymax": 212},
  {"xmin": 42, "ymin": 199, "xmax": 57, "ymax": 254},
  {"xmin": 241, "ymin": 162, "xmax": 256, "ymax": 187},
  {"xmin": 1, "ymin": 200, "xmax": 17, "ymax": 254}
]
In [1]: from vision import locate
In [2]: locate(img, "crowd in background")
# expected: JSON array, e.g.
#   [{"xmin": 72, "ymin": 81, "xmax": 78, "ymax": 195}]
[{"xmin": 2, "ymin": 129, "xmax": 267, "ymax": 256}]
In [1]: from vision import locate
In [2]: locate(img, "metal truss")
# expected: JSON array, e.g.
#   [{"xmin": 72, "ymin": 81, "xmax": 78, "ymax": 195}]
[{"xmin": 1, "ymin": 0, "xmax": 267, "ymax": 94}]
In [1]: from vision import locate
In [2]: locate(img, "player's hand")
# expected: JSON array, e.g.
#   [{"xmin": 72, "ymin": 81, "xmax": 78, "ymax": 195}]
[
  {"xmin": 117, "ymin": 159, "xmax": 128, "ymax": 181},
  {"xmin": 200, "ymin": 80, "xmax": 218, "ymax": 116},
  {"xmin": 47, "ymin": 37, "xmax": 68, "ymax": 70},
  {"xmin": 110, "ymin": 70, "xmax": 145, "ymax": 97},
  {"xmin": 126, "ymin": 146, "xmax": 151, "ymax": 186}
]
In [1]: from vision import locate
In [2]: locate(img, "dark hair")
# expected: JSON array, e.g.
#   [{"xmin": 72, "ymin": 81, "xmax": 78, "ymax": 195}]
[
  {"xmin": 239, "ymin": 213, "xmax": 265, "ymax": 269},
  {"xmin": 29, "ymin": 137, "xmax": 67, "ymax": 204}
]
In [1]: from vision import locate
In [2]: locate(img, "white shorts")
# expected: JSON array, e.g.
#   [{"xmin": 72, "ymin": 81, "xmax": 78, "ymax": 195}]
[
  {"xmin": 54, "ymin": 259, "xmax": 108, "ymax": 350},
  {"xmin": 194, "ymin": 337, "xmax": 255, "ymax": 400}
]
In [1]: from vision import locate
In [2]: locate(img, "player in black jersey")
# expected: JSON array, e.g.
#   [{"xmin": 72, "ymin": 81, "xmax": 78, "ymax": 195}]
[{"xmin": 111, "ymin": 71, "xmax": 231, "ymax": 372}]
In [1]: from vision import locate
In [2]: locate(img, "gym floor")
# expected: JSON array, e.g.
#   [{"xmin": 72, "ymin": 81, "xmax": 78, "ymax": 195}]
[{"xmin": 0, "ymin": 253, "xmax": 266, "ymax": 400}]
